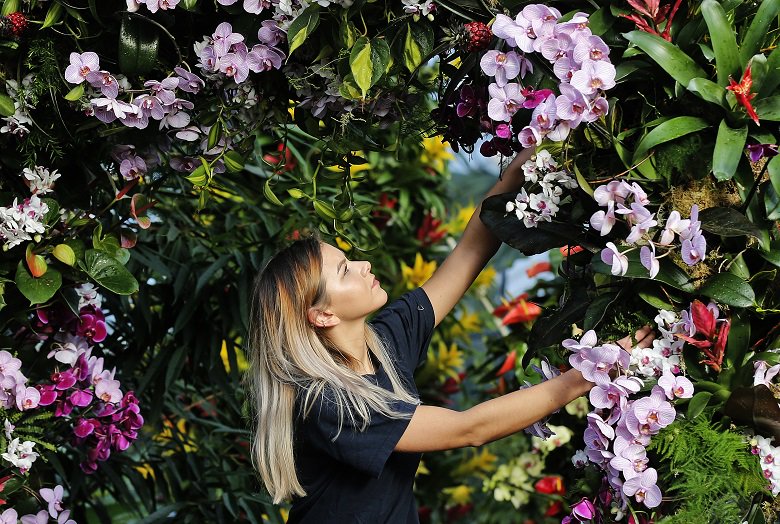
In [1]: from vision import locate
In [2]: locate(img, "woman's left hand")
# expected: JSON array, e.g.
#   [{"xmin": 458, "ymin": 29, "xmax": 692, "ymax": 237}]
[{"xmin": 616, "ymin": 325, "xmax": 656, "ymax": 354}]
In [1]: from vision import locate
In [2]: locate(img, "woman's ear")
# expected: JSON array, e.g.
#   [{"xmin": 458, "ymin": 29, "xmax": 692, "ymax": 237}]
[{"xmin": 307, "ymin": 307, "xmax": 340, "ymax": 328}]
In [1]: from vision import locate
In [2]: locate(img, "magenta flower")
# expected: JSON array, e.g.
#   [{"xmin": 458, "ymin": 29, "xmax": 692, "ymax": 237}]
[
  {"xmin": 487, "ymin": 83, "xmax": 525, "ymax": 122},
  {"xmin": 64, "ymin": 52, "xmax": 100, "ymax": 84},
  {"xmin": 74, "ymin": 418, "xmax": 98, "ymax": 438},
  {"xmin": 77, "ymin": 307, "xmax": 107, "ymax": 343},
  {"xmin": 69, "ymin": 388, "xmax": 93, "ymax": 408},
  {"xmin": 570, "ymin": 59, "xmax": 616, "ymax": 95},
  {"xmin": 494, "ymin": 123, "xmax": 512, "ymax": 139},
  {"xmin": 480, "ymin": 50, "xmax": 521, "ymax": 87},
  {"xmin": 622, "ymin": 467, "xmax": 663, "ymax": 507},
  {"xmin": 601, "ymin": 242, "xmax": 629, "ymax": 276},
  {"xmin": 521, "ymin": 86, "xmax": 555, "ymax": 109},
  {"xmin": 571, "ymin": 497, "xmax": 597, "ymax": 520}
]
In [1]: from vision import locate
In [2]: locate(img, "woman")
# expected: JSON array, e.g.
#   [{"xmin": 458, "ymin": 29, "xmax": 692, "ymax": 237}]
[{"xmin": 245, "ymin": 148, "xmax": 654, "ymax": 523}]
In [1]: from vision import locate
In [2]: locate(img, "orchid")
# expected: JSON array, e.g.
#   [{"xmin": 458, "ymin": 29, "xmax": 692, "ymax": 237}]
[
  {"xmin": 64, "ymin": 52, "xmax": 100, "ymax": 85},
  {"xmin": 480, "ymin": 51, "xmax": 522, "ymax": 87}
]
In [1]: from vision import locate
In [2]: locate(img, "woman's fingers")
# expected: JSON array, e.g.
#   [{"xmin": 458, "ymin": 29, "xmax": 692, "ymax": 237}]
[{"xmin": 616, "ymin": 325, "xmax": 656, "ymax": 353}]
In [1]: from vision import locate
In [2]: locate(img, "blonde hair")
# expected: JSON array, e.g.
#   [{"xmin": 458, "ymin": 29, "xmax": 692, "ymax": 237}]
[{"xmin": 244, "ymin": 237, "xmax": 419, "ymax": 503}]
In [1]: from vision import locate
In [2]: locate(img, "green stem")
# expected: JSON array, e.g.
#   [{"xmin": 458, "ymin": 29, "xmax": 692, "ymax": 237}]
[{"xmin": 739, "ymin": 160, "xmax": 770, "ymax": 214}]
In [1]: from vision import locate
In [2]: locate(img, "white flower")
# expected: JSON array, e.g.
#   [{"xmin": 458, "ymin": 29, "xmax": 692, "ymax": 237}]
[
  {"xmin": 76, "ymin": 283, "xmax": 103, "ymax": 310},
  {"xmin": 3, "ymin": 419, "xmax": 13, "ymax": 440},
  {"xmin": 572, "ymin": 449, "xmax": 588, "ymax": 468},
  {"xmin": 22, "ymin": 166, "xmax": 62, "ymax": 195},
  {"xmin": 1, "ymin": 438, "xmax": 39, "ymax": 473}
]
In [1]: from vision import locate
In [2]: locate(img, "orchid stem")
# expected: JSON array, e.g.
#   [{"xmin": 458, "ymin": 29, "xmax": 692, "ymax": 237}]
[{"xmin": 739, "ymin": 160, "xmax": 770, "ymax": 214}]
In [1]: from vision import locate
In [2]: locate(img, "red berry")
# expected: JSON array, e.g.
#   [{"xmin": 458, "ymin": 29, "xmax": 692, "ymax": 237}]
[
  {"xmin": 464, "ymin": 21, "xmax": 492, "ymax": 52},
  {"xmin": 6, "ymin": 12, "xmax": 28, "ymax": 37}
]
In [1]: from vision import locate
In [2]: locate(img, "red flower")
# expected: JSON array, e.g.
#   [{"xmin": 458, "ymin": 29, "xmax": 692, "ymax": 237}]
[
  {"xmin": 535, "ymin": 475, "xmax": 565, "ymax": 495},
  {"xmin": 526, "ymin": 261, "xmax": 552, "ymax": 278},
  {"xmin": 372, "ymin": 192, "xmax": 398, "ymax": 229},
  {"xmin": 559, "ymin": 245, "xmax": 584, "ymax": 257},
  {"xmin": 262, "ymin": 143, "xmax": 297, "ymax": 172},
  {"xmin": 492, "ymin": 293, "xmax": 529, "ymax": 317},
  {"xmin": 674, "ymin": 300, "xmax": 730, "ymax": 372},
  {"xmin": 545, "ymin": 501, "xmax": 564, "ymax": 517},
  {"xmin": 495, "ymin": 350, "xmax": 516, "ymax": 377},
  {"xmin": 726, "ymin": 62, "xmax": 760, "ymax": 126},
  {"xmin": 621, "ymin": 0, "xmax": 683, "ymax": 42},
  {"xmin": 501, "ymin": 299, "xmax": 542, "ymax": 325},
  {"xmin": 416, "ymin": 212, "xmax": 447, "ymax": 247}
]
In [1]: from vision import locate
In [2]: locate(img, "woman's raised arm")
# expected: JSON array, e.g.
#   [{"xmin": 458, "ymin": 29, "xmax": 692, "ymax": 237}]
[{"xmin": 422, "ymin": 146, "xmax": 535, "ymax": 327}]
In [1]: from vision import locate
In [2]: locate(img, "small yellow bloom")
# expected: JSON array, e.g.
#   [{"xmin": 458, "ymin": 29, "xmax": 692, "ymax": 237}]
[
  {"xmin": 446, "ymin": 204, "xmax": 476, "ymax": 235},
  {"xmin": 421, "ymin": 135, "xmax": 454, "ymax": 173},
  {"xmin": 400, "ymin": 253, "xmax": 437, "ymax": 289},
  {"xmin": 472, "ymin": 266, "xmax": 497, "ymax": 289},
  {"xmin": 433, "ymin": 341, "xmax": 464, "ymax": 381},
  {"xmin": 453, "ymin": 448, "xmax": 497, "ymax": 477},
  {"xmin": 135, "ymin": 463, "xmax": 156, "ymax": 480},
  {"xmin": 335, "ymin": 236, "xmax": 352, "ymax": 252},
  {"xmin": 450, "ymin": 311, "xmax": 481, "ymax": 340},
  {"xmin": 153, "ymin": 418, "xmax": 199, "ymax": 454},
  {"xmin": 443, "ymin": 484, "xmax": 473, "ymax": 506},
  {"xmin": 450, "ymin": 57, "xmax": 462, "ymax": 69},
  {"xmin": 324, "ymin": 151, "xmax": 372, "ymax": 178},
  {"xmin": 221, "ymin": 340, "xmax": 249, "ymax": 374}
]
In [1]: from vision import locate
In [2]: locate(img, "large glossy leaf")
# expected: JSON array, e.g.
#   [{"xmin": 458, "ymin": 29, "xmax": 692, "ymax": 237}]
[
  {"xmin": 712, "ymin": 120, "xmax": 747, "ymax": 181},
  {"xmin": 526, "ymin": 282, "xmax": 590, "ymax": 359},
  {"xmin": 725, "ymin": 309, "xmax": 750, "ymax": 368},
  {"xmin": 400, "ymin": 23, "xmax": 434, "ymax": 72},
  {"xmin": 118, "ymin": 15, "xmax": 160, "ymax": 76},
  {"xmin": 740, "ymin": 0, "xmax": 780, "ymax": 63},
  {"xmin": 698, "ymin": 206, "xmax": 762, "ymax": 239},
  {"xmin": 0, "ymin": 94, "xmax": 14, "ymax": 117},
  {"xmin": 701, "ymin": 0, "xmax": 740, "ymax": 85},
  {"xmin": 758, "ymin": 46, "xmax": 780, "ymax": 99},
  {"xmin": 14, "ymin": 262, "xmax": 62, "ymax": 305},
  {"xmin": 686, "ymin": 78, "xmax": 727, "ymax": 108},
  {"xmin": 622, "ymin": 31, "xmax": 707, "ymax": 86},
  {"xmin": 0, "ymin": 0, "xmax": 19, "ymax": 16},
  {"xmin": 724, "ymin": 385, "xmax": 780, "ymax": 442},
  {"xmin": 480, "ymin": 193, "xmax": 590, "ymax": 255},
  {"xmin": 583, "ymin": 291, "xmax": 621, "ymax": 330},
  {"xmin": 754, "ymin": 96, "xmax": 780, "ymax": 122},
  {"xmin": 687, "ymin": 391, "xmax": 713, "ymax": 419},
  {"xmin": 632, "ymin": 116, "xmax": 710, "ymax": 166},
  {"xmin": 591, "ymin": 251, "xmax": 696, "ymax": 293},
  {"xmin": 698, "ymin": 272, "xmax": 755, "ymax": 307},
  {"xmin": 287, "ymin": 4, "xmax": 319, "ymax": 57},
  {"xmin": 82, "ymin": 249, "xmax": 139, "ymax": 295},
  {"xmin": 350, "ymin": 37, "xmax": 390, "ymax": 97}
]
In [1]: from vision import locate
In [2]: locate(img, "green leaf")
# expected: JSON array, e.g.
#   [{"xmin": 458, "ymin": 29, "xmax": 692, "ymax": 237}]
[
  {"xmin": 401, "ymin": 23, "xmax": 433, "ymax": 72},
  {"xmin": 41, "ymin": 0, "xmax": 64, "ymax": 29},
  {"xmin": 223, "ymin": 150, "xmax": 244, "ymax": 173},
  {"xmin": 701, "ymin": 0, "xmax": 740, "ymax": 85},
  {"xmin": 765, "ymin": 182, "xmax": 780, "ymax": 220},
  {"xmin": 263, "ymin": 180, "xmax": 283, "ymax": 207},
  {"xmin": 632, "ymin": 116, "xmax": 710, "ymax": 166},
  {"xmin": 698, "ymin": 272, "xmax": 755, "ymax": 307},
  {"xmin": 583, "ymin": 291, "xmax": 621, "ymax": 330},
  {"xmin": 687, "ymin": 391, "xmax": 713, "ymax": 419},
  {"xmin": 757, "ymin": 240, "xmax": 780, "ymax": 267},
  {"xmin": 740, "ymin": 0, "xmax": 780, "ymax": 63},
  {"xmin": 15, "ymin": 262, "xmax": 61, "ymax": 304},
  {"xmin": 725, "ymin": 310, "xmax": 750, "ymax": 368},
  {"xmin": 350, "ymin": 37, "xmax": 373, "ymax": 97},
  {"xmin": 0, "ymin": 0, "xmax": 19, "ymax": 16},
  {"xmin": 686, "ymin": 78, "xmax": 727, "ymax": 108},
  {"xmin": 0, "ymin": 94, "xmax": 14, "ymax": 117},
  {"xmin": 753, "ymin": 96, "xmax": 780, "ymax": 122},
  {"xmin": 287, "ymin": 4, "xmax": 319, "ymax": 57},
  {"xmin": 207, "ymin": 121, "xmax": 222, "ymax": 151},
  {"xmin": 63, "ymin": 83, "xmax": 84, "ymax": 102},
  {"xmin": 712, "ymin": 120, "xmax": 747, "ymax": 181},
  {"xmin": 591, "ymin": 250, "xmax": 696, "ymax": 293},
  {"xmin": 698, "ymin": 206, "xmax": 762, "ymax": 238},
  {"xmin": 758, "ymin": 46, "xmax": 780, "ymax": 99},
  {"xmin": 118, "ymin": 14, "xmax": 160, "ymax": 76},
  {"xmin": 313, "ymin": 199, "xmax": 337, "ymax": 220},
  {"xmin": 82, "ymin": 250, "xmax": 139, "ymax": 295},
  {"xmin": 185, "ymin": 165, "xmax": 208, "ymax": 187},
  {"xmin": 622, "ymin": 30, "xmax": 707, "ymax": 87}
]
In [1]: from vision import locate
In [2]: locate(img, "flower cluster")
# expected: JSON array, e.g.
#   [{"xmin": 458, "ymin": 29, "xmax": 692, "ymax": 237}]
[
  {"xmin": 64, "ymin": 51, "xmax": 202, "ymax": 132},
  {"xmin": 195, "ymin": 22, "xmax": 285, "ymax": 85},
  {"xmin": 402, "ymin": 0, "xmax": 436, "ymax": 20},
  {"xmin": 0, "ymin": 350, "xmax": 44, "ymax": 474},
  {"xmin": 126, "ymin": 0, "xmax": 179, "ymax": 13},
  {"xmin": 484, "ymin": 5, "xmax": 614, "ymax": 148},
  {"xmin": 592, "ymin": 180, "xmax": 706, "ymax": 277},
  {"xmin": 504, "ymin": 149, "xmax": 578, "ymax": 228},
  {"xmin": 0, "ymin": 484, "xmax": 77, "ymax": 524},
  {"xmin": 0, "ymin": 75, "xmax": 34, "ymax": 137},
  {"xmin": 751, "ymin": 360, "xmax": 780, "ymax": 496},
  {"xmin": 484, "ymin": 451, "xmax": 545, "ymax": 509},
  {"xmin": 565, "ymin": 328, "xmax": 694, "ymax": 514},
  {"xmin": 0, "ymin": 194, "xmax": 49, "ymax": 250}
]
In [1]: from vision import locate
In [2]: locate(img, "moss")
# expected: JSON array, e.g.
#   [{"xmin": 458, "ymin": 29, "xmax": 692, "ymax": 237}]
[{"xmin": 654, "ymin": 133, "xmax": 713, "ymax": 183}]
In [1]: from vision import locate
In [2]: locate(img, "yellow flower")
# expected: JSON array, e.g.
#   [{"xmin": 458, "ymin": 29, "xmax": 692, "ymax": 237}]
[
  {"xmin": 565, "ymin": 397, "xmax": 589, "ymax": 418},
  {"xmin": 421, "ymin": 135, "xmax": 454, "ymax": 173},
  {"xmin": 450, "ymin": 57, "xmax": 462, "ymax": 69},
  {"xmin": 453, "ymin": 448, "xmax": 497, "ymax": 477},
  {"xmin": 472, "ymin": 266, "xmax": 497, "ymax": 289},
  {"xmin": 221, "ymin": 340, "xmax": 249, "ymax": 374},
  {"xmin": 153, "ymin": 418, "xmax": 199, "ymax": 454},
  {"xmin": 532, "ymin": 424, "xmax": 573, "ymax": 455},
  {"xmin": 446, "ymin": 203, "xmax": 475, "ymax": 235},
  {"xmin": 449, "ymin": 311, "xmax": 482, "ymax": 341},
  {"xmin": 443, "ymin": 484, "xmax": 473, "ymax": 506},
  {"xmin": 416, "ymin": 460, "xmax": 430, "ymax": 476},
  {"xmin": 324, "ymin": 151, "xmax": 372, "ymax": 178},
  {"xmin": 335, "ymin": 236, "xmax": 352, "ymax": 252},
  {"xmin": 400, "ymin": 253, "xmax": 437, "ymax": 289},
  {"xmin": 135, "ymin": 463, "xmax": 156, "ymax": 480},
  {"xmin": 432, "ymin": 341, "xmax": 463, "ymax": 381}
]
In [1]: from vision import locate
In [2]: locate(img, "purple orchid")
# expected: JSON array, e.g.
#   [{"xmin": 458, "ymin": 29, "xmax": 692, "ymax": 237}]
[
  {"xmin": 573, "ymin": 35, "xmax": 610, "ymax": 64},
  {"xmin": 746, "ymin": 142, "xmax": 779, "ymax": 162},
  {"xmin": 258, "ymin": 19, "xmax": 286, "ymax": 46},
  {"xmin": 539, "ymin": 32, "xmax": 572, "ymax": 62},
  {"xmin": 590, "ymin": 200, "xmax": 617, "ymax": 235},
  {"xmin": 174, "ymin": 67, "xmax": 205, "ymax": 94},
  {"xmin": 518, "ymin": 125, "xmax": 542, "ymax": 148},
  {"xmin": 40, "ymin": 485, "xmax": 64, "ymax": 518},
  {"xmin": 657, "ymin": 370, "xmax": 694, "ymax": 399},
  {"xmin": 622, "ymin": 467, "xmax": 663, "ymax": 507},
  {"xmin": 570, "ymin": 58, "xmax": 616, "ymax": 95},
  {"xmin": 480, "ymin": 50, "xmax": 522, "ymax": 87},
  {"xmin": 487, "ymin": 82, "xmax": 525, "ymax": 122},
  {"xmin": 86, "ymin": 71, "xmax": 120, "ymax": 99},
  {"xmin": 247, "ymin": 44, "xmax": 285, "ymax": 73},
  {"xmin": 625, "ymin": 387, "xmax": 676, "ymax": 436},
  {"xmin": 556, "ymin": 83, "xmax": 588, "ymax": 126},
  {"xmin": 64, "ymin": 52, "xmax": 100, "ymax": 84},
  {"xmin": 212, "ymin": 22, "xmax": 244, "ymax": 57},
  {"xmin": 601, "ymin": 242, "xmax": 629, "ymax": 276},
  {"xmin": 640, "ymin": 244, "xmax": 660, "ymax": 278}
]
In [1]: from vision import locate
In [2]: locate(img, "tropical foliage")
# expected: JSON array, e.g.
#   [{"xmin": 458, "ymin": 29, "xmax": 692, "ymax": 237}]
[{"xmin": 0, "ymin": 0, "xmax": 778, "ymax": 522}]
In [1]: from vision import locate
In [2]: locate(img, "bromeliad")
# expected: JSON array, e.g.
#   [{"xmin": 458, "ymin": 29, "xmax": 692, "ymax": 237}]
[{"xmin": 725, "ymin": 62, "xmax": 760, "ymax": 126}]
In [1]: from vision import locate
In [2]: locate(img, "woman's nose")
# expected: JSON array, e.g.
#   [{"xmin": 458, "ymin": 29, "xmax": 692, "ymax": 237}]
[{"xmin": 361, "ymin": 261, "xmax": 371, "ymax": 276}]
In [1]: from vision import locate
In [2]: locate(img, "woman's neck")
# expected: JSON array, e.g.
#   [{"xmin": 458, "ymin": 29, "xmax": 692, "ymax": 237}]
[{"xmin": 326, "ymin": 320, "xmax": 374, "ymax": 374}]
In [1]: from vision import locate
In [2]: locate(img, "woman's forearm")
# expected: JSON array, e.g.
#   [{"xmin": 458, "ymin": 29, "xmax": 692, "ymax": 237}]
[{"xmin": 462, "ymin": 369, "xmax": 591, "ymax": 447}]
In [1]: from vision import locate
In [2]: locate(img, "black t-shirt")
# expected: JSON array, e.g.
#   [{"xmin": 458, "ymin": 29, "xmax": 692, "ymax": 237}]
[{"xmin": 287, "ymin": 287, "xmax": 436, "ymax": 524}]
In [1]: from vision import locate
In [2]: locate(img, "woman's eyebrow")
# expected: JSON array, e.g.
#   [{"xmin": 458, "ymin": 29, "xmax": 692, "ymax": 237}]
[{"xmin": 336, "ymin": 258, "xmax": 347, "ymax": 274}]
